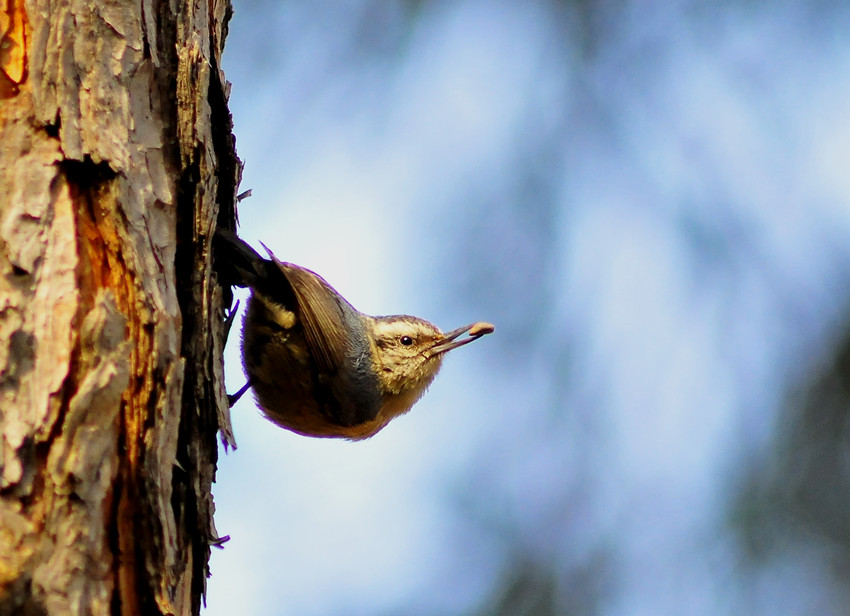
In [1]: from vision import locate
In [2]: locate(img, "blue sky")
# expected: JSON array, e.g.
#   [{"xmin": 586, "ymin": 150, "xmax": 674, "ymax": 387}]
[{"xmin": 205, "ymin": 2, "xmax": 850, "ymax": 614}]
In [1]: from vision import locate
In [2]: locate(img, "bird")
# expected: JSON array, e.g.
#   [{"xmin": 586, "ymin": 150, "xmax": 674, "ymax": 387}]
[{"xmin": 214, "ymin": 229, "xmax": 494, "ymax": 439}]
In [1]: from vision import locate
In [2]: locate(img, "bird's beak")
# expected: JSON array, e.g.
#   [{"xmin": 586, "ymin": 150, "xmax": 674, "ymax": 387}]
[{"xmin": 430, "ymin": 322, "xmax": 495, "ymax": 355}]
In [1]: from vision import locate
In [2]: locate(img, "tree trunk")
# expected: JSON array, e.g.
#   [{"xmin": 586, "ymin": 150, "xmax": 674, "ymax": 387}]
[{"xmin": 0, "ymin": 0, "xmax": 239, "ymax": 613}]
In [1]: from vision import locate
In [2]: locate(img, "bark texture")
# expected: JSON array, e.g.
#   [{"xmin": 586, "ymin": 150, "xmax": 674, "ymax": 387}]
[{"xmin": 0, "ymin": 0, "xmax": 239, "ymax": 613}]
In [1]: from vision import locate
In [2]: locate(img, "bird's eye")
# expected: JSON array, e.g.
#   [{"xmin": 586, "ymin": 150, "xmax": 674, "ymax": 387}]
[{"xmin": 400, "ymin": 336, "xmax": 414, "ymax": 346}]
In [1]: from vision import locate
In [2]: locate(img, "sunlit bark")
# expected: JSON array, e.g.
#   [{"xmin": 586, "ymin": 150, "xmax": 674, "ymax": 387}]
[{"xmin": 0, "ymin": 0, "xmax": 239, "ymax": 613}]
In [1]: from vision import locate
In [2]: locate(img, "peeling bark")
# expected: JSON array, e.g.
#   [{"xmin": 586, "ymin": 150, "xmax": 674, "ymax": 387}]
[{"xmin": 0, "ymin": 0, "xmax": 239, "ymax": 613}]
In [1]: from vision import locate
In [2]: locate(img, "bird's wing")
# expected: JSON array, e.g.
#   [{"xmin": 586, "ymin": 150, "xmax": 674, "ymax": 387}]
[
  {"xmin": 278, "ymin": 261, "xmax": 350, "ymax": 379},
  {"xmin": 271, "ymin": 256, "xmax": 379, "ymax": 427}
]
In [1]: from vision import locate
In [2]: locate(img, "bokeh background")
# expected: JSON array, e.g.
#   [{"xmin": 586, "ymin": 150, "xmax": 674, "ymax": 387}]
[{"xmin": 205, "ymin": 2, "xmax": 850, "ymax": 615}]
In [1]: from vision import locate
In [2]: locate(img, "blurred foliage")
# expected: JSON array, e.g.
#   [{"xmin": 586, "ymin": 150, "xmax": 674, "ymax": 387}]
[{"xmin": 732, "ymin": 322, "xmax": 850, "ymax": 605}]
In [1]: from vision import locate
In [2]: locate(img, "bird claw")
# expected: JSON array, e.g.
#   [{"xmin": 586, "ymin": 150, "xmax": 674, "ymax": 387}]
[
  {"xmin": 228, "ymin": 380, "xmax": 251, "ymax": 407},
  {"xmin": 223, "ymin": 299, "xmax": 240, "ymax": 342}
]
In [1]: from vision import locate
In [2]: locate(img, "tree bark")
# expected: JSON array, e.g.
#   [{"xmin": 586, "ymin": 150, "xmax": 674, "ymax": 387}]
[{"xmin": 0, "ymin": 0, "xmax": 239, "ymax": 613}]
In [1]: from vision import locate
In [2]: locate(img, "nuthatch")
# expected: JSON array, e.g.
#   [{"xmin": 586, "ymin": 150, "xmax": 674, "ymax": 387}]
[{"xmin": 215, "ymin": 230, "xmax": 494, "ymax": 439}]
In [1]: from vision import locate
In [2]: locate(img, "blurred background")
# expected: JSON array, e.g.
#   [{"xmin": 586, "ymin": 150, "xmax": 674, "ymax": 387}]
[{"xmin": 205, "ymin": 1, "xmax": 850, "ymax": 615}]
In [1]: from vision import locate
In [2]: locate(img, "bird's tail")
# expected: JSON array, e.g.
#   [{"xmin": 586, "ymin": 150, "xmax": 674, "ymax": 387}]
[{"xmin": 213, "ymin": 228, "xmax": 268, "ymax": 289}]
